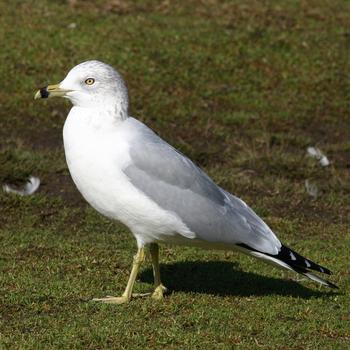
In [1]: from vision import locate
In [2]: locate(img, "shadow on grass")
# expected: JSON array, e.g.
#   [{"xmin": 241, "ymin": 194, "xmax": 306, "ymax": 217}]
[{"xmin": 139, "ymin": 261, "xmax": 336, "ymax": 299}]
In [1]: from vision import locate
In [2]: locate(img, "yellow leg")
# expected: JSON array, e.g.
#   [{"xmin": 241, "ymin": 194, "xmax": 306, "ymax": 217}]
[
  {"xmin": 149, "ymin": 243, "xmax": 167, "ymax": 300},
  {"xmin": 92, "ymin": 247, "xmax": 145, "ymax": 304}
]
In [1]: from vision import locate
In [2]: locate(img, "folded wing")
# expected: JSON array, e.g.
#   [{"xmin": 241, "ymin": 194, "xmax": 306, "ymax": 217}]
[{"xmin": 123, "ymin": 118, "xmax": 281, "ymax": 255}]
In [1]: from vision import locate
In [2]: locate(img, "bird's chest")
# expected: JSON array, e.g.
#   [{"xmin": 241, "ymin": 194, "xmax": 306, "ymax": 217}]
[
  {"xmin": 63, "ymin": 113, "xmax": 132, "ymax": 220},
  {"xmin": 61, "ymin": 111, "xmax": 192, "ymax": 244}
]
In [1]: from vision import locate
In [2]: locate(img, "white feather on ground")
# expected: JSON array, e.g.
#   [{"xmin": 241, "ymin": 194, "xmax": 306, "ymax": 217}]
[{"xmin": 3, "ymin": 176, "xmax": 40, "ymax": 196}]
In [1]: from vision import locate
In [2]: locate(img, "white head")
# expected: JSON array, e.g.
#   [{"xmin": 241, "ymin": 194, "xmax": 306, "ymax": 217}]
[{"xmin": 35, "ymin": 60, "xmax": 129, "ymax": 120}]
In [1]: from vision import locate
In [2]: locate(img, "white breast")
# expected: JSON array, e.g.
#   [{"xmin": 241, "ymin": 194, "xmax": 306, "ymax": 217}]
[{"xmin": 62, "ymin": 107, "xmax": 193, "ymax": 247}]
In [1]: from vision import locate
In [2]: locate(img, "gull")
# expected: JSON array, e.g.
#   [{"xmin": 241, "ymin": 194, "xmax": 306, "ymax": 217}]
[{"xmin": 34, "ymin": 60, "xmax": 337, "ymax": 303}]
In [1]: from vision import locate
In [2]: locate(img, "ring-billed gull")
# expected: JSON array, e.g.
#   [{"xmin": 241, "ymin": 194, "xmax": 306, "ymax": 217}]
[{"xmin": 34, "ymin": 60, "xmax": 337, "ymax": 303}]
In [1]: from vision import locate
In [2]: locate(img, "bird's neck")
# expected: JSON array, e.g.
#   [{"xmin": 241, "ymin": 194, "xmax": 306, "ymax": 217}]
[
  {"xmin": 113, "ymin": 99, "xmax": 129, "ymax": 121},
  {"xmin": 68, "ymin": 103, "xmax": 128, "ymax": 132},
  {"xmin": 71, "ymin": 96, "xmax": 129, "ymax": 123}
]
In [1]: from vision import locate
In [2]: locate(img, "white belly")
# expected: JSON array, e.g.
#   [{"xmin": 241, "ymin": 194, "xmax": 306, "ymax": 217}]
[{"xmin": 62, "ymin": 108, "xmax": 193, "ymax": 246}]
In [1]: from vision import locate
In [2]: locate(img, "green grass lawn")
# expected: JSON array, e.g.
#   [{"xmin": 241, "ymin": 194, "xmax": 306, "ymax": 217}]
[{"xmin": 1, "ymin": 0, "xmax": 349, "ymax": 348}]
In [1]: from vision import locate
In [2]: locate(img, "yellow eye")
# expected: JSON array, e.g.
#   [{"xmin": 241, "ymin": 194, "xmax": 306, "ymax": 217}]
[{"xmin": 85, "ymin": 78, "xmax": 95, "ymax": 85}]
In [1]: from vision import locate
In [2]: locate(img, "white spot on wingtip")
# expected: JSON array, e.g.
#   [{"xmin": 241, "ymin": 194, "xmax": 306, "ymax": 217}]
[
  {"xmin": 320, "ymin": 267, "xmax": 324, "ymax": 273},
  {"xmin": 289, "ymin": 252, "xmax": 297, "ymax": 260},
  {"xmin": 305, "ymin": 259, "xmax": 311, "ymax": 267}
]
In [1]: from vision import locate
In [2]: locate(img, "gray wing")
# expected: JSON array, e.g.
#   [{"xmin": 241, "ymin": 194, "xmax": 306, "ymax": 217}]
[{"xmin": 123, "ymin": 118, "xmax": 281, "ymax": 254}]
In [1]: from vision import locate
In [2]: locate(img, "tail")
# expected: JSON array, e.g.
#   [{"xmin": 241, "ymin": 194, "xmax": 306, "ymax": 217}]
[{"xmin": 237, "ymin": 243, "xmax": 338, "ymax": 289}]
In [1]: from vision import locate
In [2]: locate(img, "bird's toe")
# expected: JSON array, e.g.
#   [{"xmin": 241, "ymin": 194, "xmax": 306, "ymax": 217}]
[{"xmin": 92, "ymin": 295, "xmax": 130, "ymax": 304}]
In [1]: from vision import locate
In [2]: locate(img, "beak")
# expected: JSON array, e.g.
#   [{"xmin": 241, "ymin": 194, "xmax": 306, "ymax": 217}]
[{"xmin": 34, "ymin": 84, "xmax": 72, "ymax": 100}]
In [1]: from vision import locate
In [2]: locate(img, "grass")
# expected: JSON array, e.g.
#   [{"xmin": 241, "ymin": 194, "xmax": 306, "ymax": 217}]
[{"xmin": 0, "ymin": 0, "xmax": 349, "ymax": 348}]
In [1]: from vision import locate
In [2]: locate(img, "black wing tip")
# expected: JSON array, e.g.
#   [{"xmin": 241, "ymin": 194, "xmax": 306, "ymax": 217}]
[
  {"xmin": 236, "ymin": 242, "xmax": 338, "ymax": 288},
  {"xmin": 277, "ymin": 244, "xmax": 333, "ymax": 276}
]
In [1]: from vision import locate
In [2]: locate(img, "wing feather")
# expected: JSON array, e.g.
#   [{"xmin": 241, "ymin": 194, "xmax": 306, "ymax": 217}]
[{"xmin": 123, "ymin": 118, "xmax": 281, "ymax": 254}]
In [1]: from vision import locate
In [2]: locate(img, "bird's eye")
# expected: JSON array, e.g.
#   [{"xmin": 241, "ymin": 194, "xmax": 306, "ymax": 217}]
[{"xmin": 85, "ymin": 78, "xmax": 95, "ymax": 85}]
